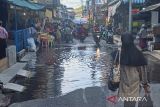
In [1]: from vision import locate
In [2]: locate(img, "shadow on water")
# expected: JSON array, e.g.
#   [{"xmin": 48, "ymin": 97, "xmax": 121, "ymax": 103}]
[{"xmin": 11, "ymin": 45, "xmax": 113, "ymax": 104}]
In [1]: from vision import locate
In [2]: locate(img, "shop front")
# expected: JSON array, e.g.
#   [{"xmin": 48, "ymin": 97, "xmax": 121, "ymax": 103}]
[{"xmin": 0, "ymin": 0, "xmax": 8, "ymax": 71}]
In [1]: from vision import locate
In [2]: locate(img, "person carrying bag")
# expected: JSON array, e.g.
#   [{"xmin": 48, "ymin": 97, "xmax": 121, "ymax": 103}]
[
  {"xmin": 117, "ymin": 32, "xmax": 150, "ymax": 107},
  {"xmin": 108, "ymin": 46, "xmax": 121, "ymax": 91}
]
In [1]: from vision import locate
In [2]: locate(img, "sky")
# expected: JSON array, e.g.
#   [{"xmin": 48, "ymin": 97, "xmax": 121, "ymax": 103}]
[{"xmin": 60, "ymin": 0, "xmax": 86, "ymax": 9}]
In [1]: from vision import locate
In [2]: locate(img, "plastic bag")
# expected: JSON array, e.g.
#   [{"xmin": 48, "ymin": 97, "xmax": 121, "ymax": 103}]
[
  {"xmin": 108, "ymin": 50, "xmax": 121, "ymax": 91},
  {"xmin": 108, "ymin": 66, "xmax": 120, "ymax": 91},
  {"xmin": 27, "ymin": 37, "xmax": 36, "ymax": 52}
]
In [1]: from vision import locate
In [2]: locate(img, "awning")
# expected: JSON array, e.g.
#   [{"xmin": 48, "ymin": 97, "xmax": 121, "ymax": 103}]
[
  {"xmin": 100, "ymin": 0, "xmax": 120, "ymax": 12},
  {"xmin": 141, "ymin": 3, "xmax": 160, "ymax": 12},
  {"xmin": 108, "ymin": 0, "xmax": 122, "ymax": 20},
  {"xmin": 108, "ymin": 0, "xmax": 120, "ymax": 6},
  {"xmin": 123, "ymin": 0, "xmax": 145, "ymax": 4},
  {"xmin": 101, "ymin": 3, "xmax": 108, "ymax": 12},
  {"xmin": 8, "ymin": 0, "xmax": 45, "ymax": 10}
]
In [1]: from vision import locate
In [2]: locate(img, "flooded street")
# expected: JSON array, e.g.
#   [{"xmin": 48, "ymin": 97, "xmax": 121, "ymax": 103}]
[
  {"xmin": 10, "ymin": 37, "xmax": 160, "ymax": 106},
  {"xmin": 11, "ymin": 37, "xmax": 113, "ymax": 103}
]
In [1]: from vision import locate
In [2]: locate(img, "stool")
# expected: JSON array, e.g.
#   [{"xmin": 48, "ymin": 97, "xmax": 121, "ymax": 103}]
[
  {"xmin": 40, "ymin": 37, "xmax": 48, "ymax": 48},
  {"xmin": 48, "ymin": 36, "xmax": 55, "ymax": 47}
]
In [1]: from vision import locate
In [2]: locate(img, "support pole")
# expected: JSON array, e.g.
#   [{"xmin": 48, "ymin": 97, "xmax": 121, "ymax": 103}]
[
  {"xmin": 92, "ymin": 0, "xmax": 96, "ymax": 26},
  {"xmin": 129, "ymin": 0, "xmax": 132, "ymax": 32},
  {"xmin": 14, "ymin": 6, "xmax": 17, "ymax": 30},
  {"xmin": 81, "ymin": 0, "xmax": 84, "ymax": 17},
  {"xmin": 87, "ymin": 0, "xmax": 91, "ymax": 28}
]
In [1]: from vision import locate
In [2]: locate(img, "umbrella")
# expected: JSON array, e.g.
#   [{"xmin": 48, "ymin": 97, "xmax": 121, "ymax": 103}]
[{"xmin": 73, "ymin": 18, "xmax": 88, "ymax": 24}]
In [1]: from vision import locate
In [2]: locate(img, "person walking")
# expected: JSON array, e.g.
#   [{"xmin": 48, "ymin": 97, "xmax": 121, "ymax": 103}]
[
  {"xmin": 138, "ymin": 24, "xmax": 148, "ymax": 50},
  {"xmin": 64, "ymin": 26, "xmax": 72, "ymax": 43},
  {"xmin": 0, "ymin": 20, "xmax": 8, "ymax": 59},
  {"xmin": 118, "ymin": 32, "xmax": 150, "ymax": 107},
  {"xmin": 56, "ymin": 27, "xmax": 61, "ymax": 44}
]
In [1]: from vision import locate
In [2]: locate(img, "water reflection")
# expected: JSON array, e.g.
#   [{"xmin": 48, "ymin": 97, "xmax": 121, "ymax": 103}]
[
  {"xmin": 12, "ymin": 44, "xmax": 112, "ymax": 103},
  {"xmin": 11, "ymin": 43, "xmax": 160, "ymax": 106},
  {"xmin": 96, "ymin": 48, "xmax": 100, "ymax": 60},
  {"xmin": 59, "ymin": 46, "xmax": 111, "ymax": 94}
]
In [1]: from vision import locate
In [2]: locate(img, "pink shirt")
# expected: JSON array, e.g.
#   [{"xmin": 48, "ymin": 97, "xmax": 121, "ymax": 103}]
[{"xmin": 0, "ymin": 26, "xmax": 8, "ymax": 39}]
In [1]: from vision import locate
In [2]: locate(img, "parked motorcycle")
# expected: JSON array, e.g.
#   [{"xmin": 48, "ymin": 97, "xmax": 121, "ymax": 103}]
[
  {"xmin": 106, "ymin": 31, "xmax": 113, "ymax": 44},
  {"xmin": 101, "ymin": 30, "xmax": 108, "ymax": 40},
  {"xmin": 94, "ymin": 32, "xmax": 101, "ymax": 46},
  {"xmin": 80, "ymin": 34, "xmax": 86, "ymax": 43}
]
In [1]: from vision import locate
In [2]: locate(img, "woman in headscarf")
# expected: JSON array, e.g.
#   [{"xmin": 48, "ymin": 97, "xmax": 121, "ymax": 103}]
[{"xmin": 118, "ymin": 32, "xmax": 150, "ymax": 107}]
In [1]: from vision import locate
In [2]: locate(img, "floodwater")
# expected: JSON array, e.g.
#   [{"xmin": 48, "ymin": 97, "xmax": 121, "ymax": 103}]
[
  {"xmin": 11, "ymin": 37, "xmax": 160, "ymax": 104},
  {"xmin": 11, "ymin": 38, "xmax": 113, "ymax": 103}
]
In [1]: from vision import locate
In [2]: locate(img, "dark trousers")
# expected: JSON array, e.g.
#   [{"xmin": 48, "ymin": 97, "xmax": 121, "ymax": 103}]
[{"xmin": 0, "ymin": 38, "xmax": 7, "ymax": 59}]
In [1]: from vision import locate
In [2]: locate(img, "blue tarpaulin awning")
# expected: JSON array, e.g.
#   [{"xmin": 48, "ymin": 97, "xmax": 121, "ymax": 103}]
[{"xmin": 8, "ymin": 0, "xmax": 45, "ymax": 10}]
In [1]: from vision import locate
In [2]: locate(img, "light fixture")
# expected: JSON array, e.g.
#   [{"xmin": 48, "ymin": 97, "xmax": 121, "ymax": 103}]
[
  {"xmin": 10, "ymin": 5, "xmax": 14, "ymax": 9},
  {"xmin": 23, "ymin": 12, "xmax": 26, "ymax": 16}
]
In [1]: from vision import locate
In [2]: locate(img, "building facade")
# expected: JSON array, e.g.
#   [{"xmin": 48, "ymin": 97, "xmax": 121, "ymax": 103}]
[
  {"xmin": 0, "ymin": 0, "xmax": 8, "ymax": 27},
  {"xmin": 145, "ymin": 0, "xmax": 160, "ymax": 5}
]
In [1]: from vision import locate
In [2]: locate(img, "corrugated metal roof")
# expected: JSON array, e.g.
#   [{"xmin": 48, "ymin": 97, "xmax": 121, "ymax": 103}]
[{"xmin": 8, "ymin": 0, "xmax": 45, "ymax": 10}]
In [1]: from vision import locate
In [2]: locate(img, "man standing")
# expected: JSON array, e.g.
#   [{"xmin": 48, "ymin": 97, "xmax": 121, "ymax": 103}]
[{"xmin": 0, "ymin": 21, "xmax": 8, "ymax": 59}]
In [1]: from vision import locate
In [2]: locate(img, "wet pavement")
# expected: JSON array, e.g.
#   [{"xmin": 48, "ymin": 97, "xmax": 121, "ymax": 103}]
[
  {"xmin": 11, "ymin": 36, "xmax": 113, "ymax": 102},
  {"xmin": 9, "ymin": 36, "xmax": 160, "ymax": 107}
]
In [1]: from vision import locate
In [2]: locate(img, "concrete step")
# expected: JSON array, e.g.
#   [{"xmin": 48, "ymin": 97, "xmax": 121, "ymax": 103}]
[
  {"xmin": 20, "ymin": 52, "xmax": 37, "ymax": 62},
  {"xmin": 3, "ymin": 83, "xmax": 25, "ymax": 92},
  {"xmin": 16, "ymin": 69, "xmax": 31, "ymax": 78},
  {"xmin": 144, "ymin": 51, "xmax": 160, "ymax": 60},
  {"xmin": 0, "ymin": 63, "xmax": 27, "ymax": 84}
]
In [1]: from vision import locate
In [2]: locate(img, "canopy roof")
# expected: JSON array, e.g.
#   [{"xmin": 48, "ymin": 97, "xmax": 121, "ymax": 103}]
[
  {"xmin": 8, "ymin": 0, "xmax": 45, "ymax": 10},
  {"xmin": 141, "ymin": 3, "xmax": 160, "ymax": 12},
  {"xmin": 101, "ymin": 0, "xmax": 145, "ymax": 11}
]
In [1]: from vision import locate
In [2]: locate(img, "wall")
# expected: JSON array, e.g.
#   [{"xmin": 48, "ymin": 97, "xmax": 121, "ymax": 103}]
[
  {"xmin": 0, "ymin": 0, "xmax": 8, "ymax": 27},
  {"xmin": 0, "ymin": 45, "xmax": 17, "ymax": 73},
  {"xmin": 0, "ymin": 58, "xmax": 8, "ymax": 73}
]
